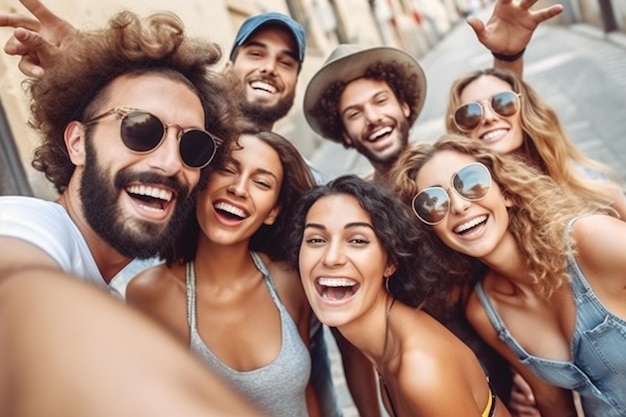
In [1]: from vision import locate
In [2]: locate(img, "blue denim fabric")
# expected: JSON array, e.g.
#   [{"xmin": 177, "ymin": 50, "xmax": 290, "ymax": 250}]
[{"xmin": 474, "ymin": 217, "xmax": 626, "ymax": 417}]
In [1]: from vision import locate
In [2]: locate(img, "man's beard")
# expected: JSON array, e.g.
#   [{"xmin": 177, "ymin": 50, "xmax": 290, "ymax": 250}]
[
  {"xmin": 80, "ymin": 139, "xmax": 194, "ymax": 259},
  {"xmin": 239, "ymin": 92, "xmax": 295, "ymax": 128},
  {"xmin": 354, "ymin": 117, "xmax": 411, "ymax": 166}
]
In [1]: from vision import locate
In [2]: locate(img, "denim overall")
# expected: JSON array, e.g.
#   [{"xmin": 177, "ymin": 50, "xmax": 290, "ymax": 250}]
[{"xmin": 474, "ymin": 217, "xmax": 626, "ymax": 417}]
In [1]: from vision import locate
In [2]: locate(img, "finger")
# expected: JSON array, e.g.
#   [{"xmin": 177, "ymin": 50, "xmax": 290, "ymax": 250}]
[
  {"xmin": 533, "ymin": 5, "xmax": 564, "ymax": 23},
  {"xmin": 18, "ymin": 0, "xmax": 62, "ymax": 27},
  {"xmin": 0, "ymin": 13, "xmax": 42, "ymax": 31},
  {"xmin": 466, "ymin": 17, "xmax": 486, "ymax": 40},
  {"xmin": 12, "ymin": 27, "xmax": 46, "ymax": 52},
  {"xmin": 18, "ymin": 55, "xmax": 45, "ymax": 77},
  {"xmin": 519, "ymin": 0, "xmax": 538, "ymax": 10}
]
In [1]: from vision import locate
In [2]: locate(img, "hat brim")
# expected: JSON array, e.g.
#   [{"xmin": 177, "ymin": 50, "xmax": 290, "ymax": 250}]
[{"xmin": 304, "ymin": 46, "xmax": 426, "ymax": 139}]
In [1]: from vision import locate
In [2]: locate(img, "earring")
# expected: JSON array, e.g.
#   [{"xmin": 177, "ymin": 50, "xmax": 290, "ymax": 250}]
[{"xmin": 385, "ymin": 276, "xmax": 391, "ymax": 293}]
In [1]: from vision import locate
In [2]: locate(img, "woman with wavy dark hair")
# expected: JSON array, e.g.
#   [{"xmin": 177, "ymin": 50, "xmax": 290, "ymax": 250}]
[
  {"xmin": 287, "ymin": 175, "xmax": 511, "ymax": 417},
  {"xmin": 391, "ymin": 134, "xmax": 626, "ymax": 417},
  {"xmin": 127, "ymin": 127, "xmax": 320, "ymax": 417}
]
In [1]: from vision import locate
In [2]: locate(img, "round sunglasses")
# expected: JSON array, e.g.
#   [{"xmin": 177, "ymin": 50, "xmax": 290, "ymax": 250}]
[
  {"xmin": 452, "ymin": 91, "xmax": 521, "ymax": 132},
  {"xmin": 412, "ymin": 162, "xmax": 492, "ymax": 225},
  {"xmin": 84, "ymin": 107, "xmax": 218, "ymax": 169}
]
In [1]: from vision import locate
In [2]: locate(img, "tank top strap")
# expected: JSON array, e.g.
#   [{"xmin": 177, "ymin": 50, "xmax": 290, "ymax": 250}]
[
  {"xmin": 563, "ymin": 216, "xmax": 592, "ymax": 298},
  {"xmin": 474, "ymin": 281, "xmax": 528, "ymax": 359},
  {"xmin": 185, "ymin": 261, "xmax": 197, "ymax": 329},
  {"xmin": 249, "ymin": 251, "xmax": 282, "ymax": 305}
]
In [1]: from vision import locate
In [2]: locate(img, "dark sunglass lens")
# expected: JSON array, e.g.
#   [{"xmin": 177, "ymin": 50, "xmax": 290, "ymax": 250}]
[
  {"xmin": 454, "ymin": 103, "xmax": 482, "ymax": 131},
  {"xmin": 454, "ymin": 164, "xmax": 491, "ymax": 200},
  {"xmin": 413, "ymin": 188, "xmax": 449, "ymax": 224},
  {"xmin": 492, "ymin": 92, "xmax": 519, "ymax": 117},
  {"xmin": 121, "ymin": 112, "xmax": 164, "ymax": 152},
  {"xmin": 179, "ymin": 131, "xmax": 216, "ymax": 168}
]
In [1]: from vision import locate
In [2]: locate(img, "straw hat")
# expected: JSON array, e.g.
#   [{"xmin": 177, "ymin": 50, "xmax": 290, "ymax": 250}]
[{"xmin": 303, "ymin": 44, "xmax": 426, "ymax": 142}]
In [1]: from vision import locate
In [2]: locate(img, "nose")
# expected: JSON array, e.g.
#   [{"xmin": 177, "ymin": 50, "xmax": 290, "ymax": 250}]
[
  {"xmin": 482, "ymin": 100, "xmax": 499, "ymax": 124},
  {"xmin": 321, "ymin": 239, "xmax": 346, "ymax": 268},
  {"xmin": 147, "ymin": 126, "xmax": 184, "ymax": 176},
  {"xmin": 226, "ymin": 175, "xmax": 249, "ymax": 199},
  {"xmin": 448, "ymin": 188, "xmax": 471, "ymax": 216},
  {"xmin": 259, "ymin": 57, "xmax": 277, "ymax": 75},
  {"xmin": 363, "ymin": 105, "xmax": 382, "ymax": 126}
]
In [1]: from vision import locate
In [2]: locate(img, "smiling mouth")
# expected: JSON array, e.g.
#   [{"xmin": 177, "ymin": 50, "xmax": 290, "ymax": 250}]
[
  {"xmin": 250, "ymin": 80, "xmax": 277, "ymax": 94},
  {"xmin": 214, "ymin": 201, "xmax": 248, "ymax": 220},
  {"xmin": 316, "ymin": 277, "xmax": 360, "ymax": 301},
  {"xmin": 126, "ymin": 184, "xmax": 173, "ymax": 212},
  {"xmin": 367, "ymin": 126, "xmax": 393, "ymax": 142},
  {"xmin": 454, "ymin": 215, "xmax": 488, "ymax": 235}
]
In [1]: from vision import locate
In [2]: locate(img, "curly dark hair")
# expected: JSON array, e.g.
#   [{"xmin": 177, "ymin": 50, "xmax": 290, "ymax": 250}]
[
  {"xmin": 308, "ymin": 61, "xmax": 423, "ymax": 147},
  {"xmin": 25, "ymin": 10, "xmax": 242, "ymax": 194},
  {"xmin": 285, "ymin": 174, "xmax": 450, "ymax": 309},
  {"xmin": 163, "ymin": 125, "xmax": 317, "ymax": 265}
]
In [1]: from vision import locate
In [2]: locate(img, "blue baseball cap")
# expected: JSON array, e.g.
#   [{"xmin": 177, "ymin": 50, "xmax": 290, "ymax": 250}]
[{"xmin": 229, "ymin": 12, "xmax": 306, "ymax": 62}]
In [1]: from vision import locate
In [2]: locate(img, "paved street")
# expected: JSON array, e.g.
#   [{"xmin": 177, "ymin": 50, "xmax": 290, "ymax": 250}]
[{"xmin": 316, "ymin": 7, "xmax": 626, "ymax": 417}]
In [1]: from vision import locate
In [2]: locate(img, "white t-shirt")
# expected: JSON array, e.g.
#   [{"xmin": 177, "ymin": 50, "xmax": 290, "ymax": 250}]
[{"xmin": 0, "ymin": 196, "xmax": 106, "ymax": 289}]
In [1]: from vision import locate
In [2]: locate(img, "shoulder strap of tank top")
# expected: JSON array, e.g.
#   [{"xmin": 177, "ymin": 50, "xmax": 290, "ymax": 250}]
[
  {"xmin": 185, "ymin": 261, "xmax": 196, "ymax": 329},
  {"xmin": 249, "ymin": 251, "xmax": 282, "ymax": 304}
]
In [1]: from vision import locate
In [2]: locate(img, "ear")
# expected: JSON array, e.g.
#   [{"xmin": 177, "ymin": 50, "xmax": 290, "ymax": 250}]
[
  {"xmin": 401, "ymin": 101, "xmax": 411, "ymax": 118},
  {"xmin": 503, "ymin": 194, "xmax": 514, "ymax": 208},
  {"xmin": 341, "ymin": 131, "xmax": 353, "ymax": 148},
  {"xmin": 222, "ymin": 60, "xmax": 234, "ymax": 72},
  {"xmin": 263, "ymin": 205, "xmax": 281, "ymax": 226},
  {"xmin": 383, "ymin": 262, "xmax": 397, "ymax": 278},
  {"xmin": 65, "ymin": 121, "xmax": 87, "ymax": 167}
]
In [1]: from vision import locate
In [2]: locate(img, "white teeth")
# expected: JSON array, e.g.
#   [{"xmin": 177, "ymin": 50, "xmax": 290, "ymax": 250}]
[
  {"xmin": 250, "ymin": 81, "xmax": 276, "ymax": 93},
  {"xmin": 454, "ymin": 215, "xmax": 487, "ymax": 233},
  {"xmin": 214, "ymin": 201, "xmax": 246, "ymax": 219},
  {"xmin": 480, "ymin": 129, "xmax": 507, "ymax": 142},
  {"xmin": 368, "ymin": 126, "xmax": 392, "ymax": 141},
  {"xmin": 318, "ymin": 278, "xmax": 357, "ymax": 287},
  {"xmin": 127, "ymin": 185, "xmax": 172, "ymax": 202}
]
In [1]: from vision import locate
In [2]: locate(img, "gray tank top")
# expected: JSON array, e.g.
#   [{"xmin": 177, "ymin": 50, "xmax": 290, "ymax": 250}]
[{"xmin": 186, "ymin": 251, "xmax": 311, "ymax": 417}]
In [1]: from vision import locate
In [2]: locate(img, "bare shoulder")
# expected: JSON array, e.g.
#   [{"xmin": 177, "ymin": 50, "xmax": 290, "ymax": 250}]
[{"xmin": 126, "ymin": 264, "xmax": 182, "ymax": 305}]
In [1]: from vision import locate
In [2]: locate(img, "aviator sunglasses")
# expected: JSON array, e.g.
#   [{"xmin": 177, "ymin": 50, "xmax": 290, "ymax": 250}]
[
  {"xmin": 452, "ymin": 91, "xmax": 521, "ymax": 132},
  {"xmin": 412, "ymin": 162, "xmax": 492, "ymax": 225},
  {"xmin": 84, "ymin": 107, "xmax": 218, "ymax": 169}
]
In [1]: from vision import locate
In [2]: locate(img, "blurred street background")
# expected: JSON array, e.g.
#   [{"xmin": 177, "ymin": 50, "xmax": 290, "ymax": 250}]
[{"xmin": 1, "ymin": 1, "xmax": 625, "ymax": 415}]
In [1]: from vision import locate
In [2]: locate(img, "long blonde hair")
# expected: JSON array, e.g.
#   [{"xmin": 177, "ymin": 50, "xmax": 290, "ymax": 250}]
[
  {"xmin": 446, "ymin": 68, "xmax": 623, "ymax": 214},
  {"xmin": 390, "ymin": 135, "xmax": 612, "ymax": 299}
]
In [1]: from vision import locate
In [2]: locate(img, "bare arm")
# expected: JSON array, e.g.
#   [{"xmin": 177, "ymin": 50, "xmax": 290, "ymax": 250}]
[
  {"xmin": 468, "ymin": 0, "xmax": 564, "ymax": 76},
  {"xmin": 0, "ymin": 269, "xmax": 267, "ymax": 417},
  {"xmin": 332, "ymin": 327, "xmax": 382, "ymax": 417},
  {"xmin": 0, "ymin": 0, "xmax": 77, "ymax": 77}
]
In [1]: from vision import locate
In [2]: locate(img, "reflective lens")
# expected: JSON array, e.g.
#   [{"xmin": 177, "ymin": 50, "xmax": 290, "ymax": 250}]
[
  {"xmin": 412, "ymin": 163, "xmax": 492, "ymax": 225},
  {"xmin": 453, "ymin": 91, "xmax": 521, "ymax": 132},
  {"xmin": 85, "ymin": 107, "xmax": 217, "ymax": 169}
]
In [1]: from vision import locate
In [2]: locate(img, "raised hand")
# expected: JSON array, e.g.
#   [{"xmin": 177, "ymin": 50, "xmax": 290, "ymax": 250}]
[
  {"xmin": 1, "ymin": 0, "xmax": 78, "ymax": 77},
  {"xmin": 467, "ymin": 0, "xmax": 564, "ymax": 55}
]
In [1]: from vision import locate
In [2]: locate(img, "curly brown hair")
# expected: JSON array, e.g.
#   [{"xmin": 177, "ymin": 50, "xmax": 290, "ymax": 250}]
[
  {"xmin": 25, "ymin": 10, "xmax": 242, "ymax": 194},
  {"xmin": 309, "ymin": 61, "xmax": 423, "ymax": 147},
  {"xmin": 390, "ymin": 134, "xmax": 613, "ymax": 299}
]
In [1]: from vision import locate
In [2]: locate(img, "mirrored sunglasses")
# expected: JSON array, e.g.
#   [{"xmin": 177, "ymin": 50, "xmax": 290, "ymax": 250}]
[
  {"xmin": 84, "ymin": 107, "xmax": 218, "ymax": 169},
  {"xmin": 452, "ymin": 91, "xmax": 521, "ymax": 132},
  {"xmin": 412, "ymin": 162, "xmax": 492, "ymax": 225}
]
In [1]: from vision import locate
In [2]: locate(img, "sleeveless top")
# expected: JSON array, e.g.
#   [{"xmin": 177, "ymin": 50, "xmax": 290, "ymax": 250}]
[
  {"xmin": 186, "ymin": 251, "xmax": 311, "ymax": 417},
  {"xmin": 474, "ymin": 216, "xmax": 626, "ymax": 417}
]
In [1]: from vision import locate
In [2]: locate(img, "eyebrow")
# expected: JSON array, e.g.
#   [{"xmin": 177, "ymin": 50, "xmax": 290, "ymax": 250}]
[
  {"xmin": 224, "ymin": 157, "xmax": 279, "ymax": 181},
  {"xmin": 304, "ymin": 222, "xmax": 374, "ymax": 231},
  {"xmin": 341, "ymin": 90, "xmax": 390, "ymax": 118},
  {"xmin": 242, "ymin": 40, "xmax": 298, "ymax": 62}
]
